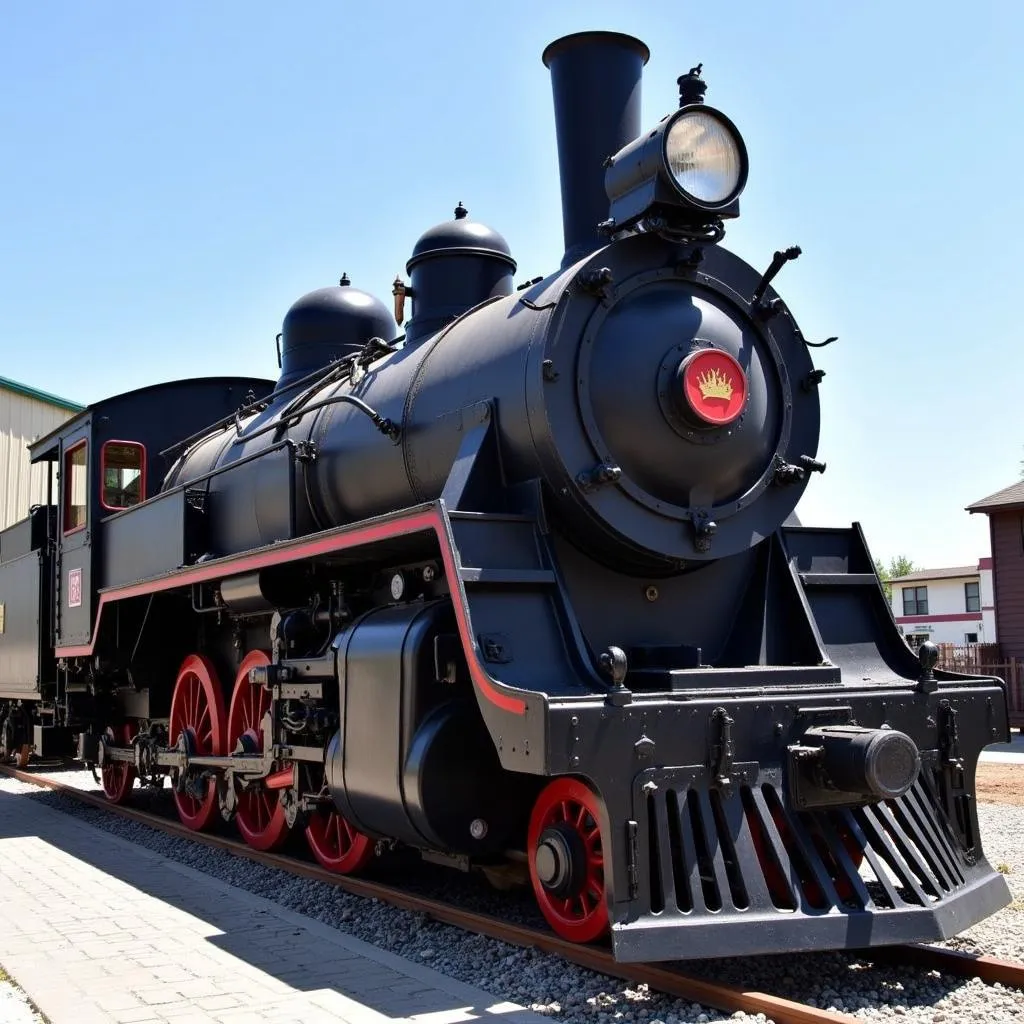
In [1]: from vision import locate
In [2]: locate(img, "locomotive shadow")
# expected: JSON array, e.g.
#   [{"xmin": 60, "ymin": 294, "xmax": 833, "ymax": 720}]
[
  {"xmin": 0, "ymin": 786, "xmax": 541, "ymax": 1023},
  {"xmin": 0, "ymin": 785, "xmax": 995, "ymax": 1018}
]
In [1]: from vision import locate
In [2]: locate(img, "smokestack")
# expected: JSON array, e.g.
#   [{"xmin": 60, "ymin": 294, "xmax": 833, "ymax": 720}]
[{"xmin": 542, "ymin": 31, "xmax": 649, "ymax": 268}]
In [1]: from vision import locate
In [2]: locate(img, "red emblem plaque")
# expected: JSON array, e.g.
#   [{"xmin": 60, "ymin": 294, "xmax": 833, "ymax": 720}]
[{"xmin": 680, "ymin": 348, "xmax": 747, "ymax": 427}]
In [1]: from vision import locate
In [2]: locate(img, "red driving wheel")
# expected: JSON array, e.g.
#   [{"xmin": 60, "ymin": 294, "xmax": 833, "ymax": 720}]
[
  {"xmin": 227, "ymin": 650, "xmax": 290, "ymax": 851},
  {"xmin": 528, "ymin": 777, "xmax": 608, "ymax": 944},
  {"xmin": 305, "ymin": 805, "xmax": 375, "ymax": 875},
  {"xmin": 101, "ymin": 723, "xmax": 136, "ymax": 804},
  {"xmin": 168, "ymin": 653, "xmax": 226, "ymax": 831}
]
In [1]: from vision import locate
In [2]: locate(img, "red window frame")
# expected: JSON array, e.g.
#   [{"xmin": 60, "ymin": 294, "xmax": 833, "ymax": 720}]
[
  {"xmin": 100, "ymin": 440, "xmax": 147, "ymax": 512},
  {"xmin": 62, "ymin": 439, "xmax": 88, "ymax": 535}
]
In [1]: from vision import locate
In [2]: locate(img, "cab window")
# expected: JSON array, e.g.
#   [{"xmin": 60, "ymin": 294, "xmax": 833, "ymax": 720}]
[
  {"xmin": 63, "ymin": 441, "xmax": 87, "ymax": 533},
  {"xmin": 101, "ymin": 441, "xmax": 146, "ymax": 511}
]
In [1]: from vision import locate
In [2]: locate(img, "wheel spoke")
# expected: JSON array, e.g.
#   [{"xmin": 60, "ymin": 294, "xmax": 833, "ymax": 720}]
[
  {"xmin": 529, "ymin": 779, "xmax": 609, "ymax": 944},
  {"xmin": 227, "ymin": 651, "xmax": 290, "ymax": 852},
  {"xmin": 171, "ymin": 655, "xmax": 225, "ymax": 833},
  {"xmin": 304, "ymin": 806, "xmax": 373, "ymax": 876}
]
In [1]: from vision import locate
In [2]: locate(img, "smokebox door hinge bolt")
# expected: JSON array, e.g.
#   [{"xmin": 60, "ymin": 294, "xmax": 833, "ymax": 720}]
[
  {"xmin": 577, "ymin": 266, "xmax": 614, "ymax": 301},
  {"xmin": 576, "ymin": 462, "xmax": 621, "ymax": 491},
  {"xmin": 689, "ymin": 508, "xmax": 717, "ymax": 552},
  {"xmin": 801, "ymin": 369, "xmax": 826, "ymax": 392},
  {"xmin": 676, "ymin": 247, "xmax": 705, "ymax": 274},
  {"xmin": 773, "ymin": 454, "xmax": 826, "ymax": 486}
]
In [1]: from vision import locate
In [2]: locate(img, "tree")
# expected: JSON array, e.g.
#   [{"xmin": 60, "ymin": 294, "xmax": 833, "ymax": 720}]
[{"xmin": 874, "ymin": 556, "xmax": 917, "ymax": 601}]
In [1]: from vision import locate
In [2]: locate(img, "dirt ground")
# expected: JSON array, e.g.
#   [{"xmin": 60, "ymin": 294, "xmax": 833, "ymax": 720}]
[{"xmin": 976, "ymin": 762, "xmax": 1024, "ymax": 806}]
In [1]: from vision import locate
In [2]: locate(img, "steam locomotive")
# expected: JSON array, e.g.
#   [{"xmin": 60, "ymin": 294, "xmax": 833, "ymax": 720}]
[{"xmin": 0, "ymin": 31, "xmax": 1010, "ymax": 961}]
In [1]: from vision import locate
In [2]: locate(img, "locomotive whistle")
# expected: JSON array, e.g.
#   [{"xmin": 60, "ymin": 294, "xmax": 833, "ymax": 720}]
[{"xmin": 392, "ymin": 277, "xmax": 411, "ymax": 325}]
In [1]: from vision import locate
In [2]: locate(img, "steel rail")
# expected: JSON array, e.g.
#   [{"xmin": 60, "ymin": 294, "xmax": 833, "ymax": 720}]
[
  {"xmin": 862, "ymin": 942, "xmax": 1024, "ymax": 989},
  {"xmin": 3, "ymin": 765, "xmax": 1021, "ymax": 1021}
]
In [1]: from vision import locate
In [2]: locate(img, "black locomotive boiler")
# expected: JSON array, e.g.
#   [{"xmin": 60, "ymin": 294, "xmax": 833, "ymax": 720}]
[{"xmin": 0, "ymin": 31, "xmax": 1011, "ymax": 961}]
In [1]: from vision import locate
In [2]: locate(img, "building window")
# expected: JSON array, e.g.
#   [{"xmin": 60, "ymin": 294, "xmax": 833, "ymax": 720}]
[
  {"xmin": 902, "ymin": 585, "xmax": 928, "ymax": 616},
  {"xmin": 965, "ymin": 632, "xmax": 979, "ymax": 644},
  {"xmin": 964, "ymin": 581, "xmax": 980, "ymax": 613},
  {"xmin": 62, "ymin": 441, "xmax": 87, "ymax": 534},
  {"xmin": 101, "ymin": 441, "xmax": 146, "ymax": 511}
]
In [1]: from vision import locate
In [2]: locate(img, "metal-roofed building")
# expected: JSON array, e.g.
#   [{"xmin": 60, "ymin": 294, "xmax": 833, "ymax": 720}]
[{"xmin": 0, "ymin": 376, "xmax": 84, "ymax": 531}]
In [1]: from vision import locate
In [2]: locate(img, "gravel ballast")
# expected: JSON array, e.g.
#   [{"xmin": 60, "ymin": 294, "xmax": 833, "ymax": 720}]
[{"xmin": 1, "ymin": 768, "xmax": 1022, "ymax": 1024}]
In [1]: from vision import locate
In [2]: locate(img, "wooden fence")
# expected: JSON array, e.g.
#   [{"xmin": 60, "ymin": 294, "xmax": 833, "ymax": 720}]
[{"xmin": 936, "ymin": 644, "xmax": 1024, "ymax": 731}]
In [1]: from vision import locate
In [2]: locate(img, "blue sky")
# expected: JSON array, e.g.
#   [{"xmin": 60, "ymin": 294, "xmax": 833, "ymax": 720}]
[{"xmin": 1, "ymin": 1, "xmax": 1020, "ymax": 569}]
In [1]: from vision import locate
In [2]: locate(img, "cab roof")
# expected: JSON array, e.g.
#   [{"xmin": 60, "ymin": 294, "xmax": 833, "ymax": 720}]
[{"xmin": 28, "ymin": 376, "xmax": 275, "ymax": 463}]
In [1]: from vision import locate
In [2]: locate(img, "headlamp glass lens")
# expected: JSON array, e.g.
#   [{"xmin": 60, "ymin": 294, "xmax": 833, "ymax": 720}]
[{"xmin": 665, "ymin": 111, "xmax": 744, "ymax": 204}]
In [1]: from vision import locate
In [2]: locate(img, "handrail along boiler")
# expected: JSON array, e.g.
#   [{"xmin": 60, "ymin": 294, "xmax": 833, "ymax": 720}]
[{"xmin": 0, "ymin": 31, "xmax": 1010, "ymax": 961}]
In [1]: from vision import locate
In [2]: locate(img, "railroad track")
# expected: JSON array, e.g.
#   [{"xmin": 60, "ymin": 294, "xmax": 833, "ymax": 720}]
[{"xmin": 3, "ymin": 763, "xmax": 1022, "ymax": 1024}]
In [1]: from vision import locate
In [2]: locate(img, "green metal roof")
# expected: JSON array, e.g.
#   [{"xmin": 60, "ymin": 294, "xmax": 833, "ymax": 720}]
[{"xmin": 0, "ymin": 374, "xmax": 84, "ymax": 413}]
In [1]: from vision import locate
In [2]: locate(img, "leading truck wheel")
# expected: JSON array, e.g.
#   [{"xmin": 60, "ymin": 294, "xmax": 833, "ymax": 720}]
[
  {"xmin": 169, "ymin": 653, "xmax": 226, "ymax": 832},
  {"xmin": 528, "ymin": 777, "xmax": 609, "ymax": 944},
  {"xmin": 305, "ymin": 807, "xmax": 375, "ymax": 875},
  {"xmin": 101, "ymin": 723, "xmax": 136, "ymax": 804},
  {"xmin": 227, "ymin": 650, "xmax": 290, "ymax": 851}
]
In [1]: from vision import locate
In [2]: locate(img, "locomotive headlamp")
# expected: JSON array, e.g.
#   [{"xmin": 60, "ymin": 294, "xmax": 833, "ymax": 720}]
[
  {"xmin": 664, "ymin": 109, "xmax": 746, "ymax": 206},
  {"xmin": 604, "ymin": 62, "xmax": 748, "ymax": 235},
  {"xmin": 604, "ymin": 105, "xmax": 748, "ymax": 232}
]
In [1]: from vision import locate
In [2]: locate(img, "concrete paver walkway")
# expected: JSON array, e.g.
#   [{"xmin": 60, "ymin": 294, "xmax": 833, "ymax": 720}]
[{"xmin": 0, "ymin": 787, "xmax": 547, "ymax": 1024}]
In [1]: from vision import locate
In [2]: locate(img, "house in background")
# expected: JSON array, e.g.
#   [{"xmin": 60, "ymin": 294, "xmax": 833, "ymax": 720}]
[
  {"xmin": 889, "ymin": 560, "xmax": 994, "ymax": 648},
  {"xmin": 967, "ymin": 481, "xmax": 1024, "ymax": 660},
  {"xmin": 0, "ymin": 376, "xmax": 84, "ymax": 531}
]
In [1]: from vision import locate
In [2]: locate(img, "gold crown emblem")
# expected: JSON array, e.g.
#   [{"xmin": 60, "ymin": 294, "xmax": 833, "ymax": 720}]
[{"xmin": 696, "ymin": 367, "xmax": 734, "ymax": 401}]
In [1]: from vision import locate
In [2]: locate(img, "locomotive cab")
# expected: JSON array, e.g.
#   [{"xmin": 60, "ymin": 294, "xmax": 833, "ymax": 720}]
[{"xmin": 27, "ymin": 377, "xmax": 275, "ymax": 653}]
